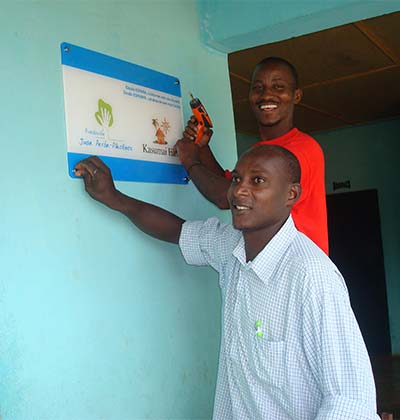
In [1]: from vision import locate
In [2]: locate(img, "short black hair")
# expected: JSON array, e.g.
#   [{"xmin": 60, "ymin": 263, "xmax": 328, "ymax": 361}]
[
  {"xmin": 254, "ymin": 56, "xmax": 299, "ymax": 88},
  {"xmin": 248, "ymin": 144, "xmax": 301, "ymax": 183}
]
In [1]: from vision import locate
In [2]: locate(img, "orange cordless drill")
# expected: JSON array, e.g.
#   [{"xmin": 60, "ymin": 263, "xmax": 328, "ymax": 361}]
[{"xmin": 189, "ymin": 93, "xmax": 213, "ymax": 144}]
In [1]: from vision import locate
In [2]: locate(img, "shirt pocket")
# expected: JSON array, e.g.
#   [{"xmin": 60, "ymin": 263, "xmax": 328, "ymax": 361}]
[{"xmin": 252, "ymin": 339, "xmax": 286, "ymax": 389}]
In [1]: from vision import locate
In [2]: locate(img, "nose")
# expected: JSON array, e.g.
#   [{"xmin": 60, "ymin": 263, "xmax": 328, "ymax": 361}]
[
  {"xmin": 232, "ymin": 180, "xmax": 250, "ymax": 197},
  {"xmin": 254, "ymin": 85, "xmax": 276, "ymax": 101}
]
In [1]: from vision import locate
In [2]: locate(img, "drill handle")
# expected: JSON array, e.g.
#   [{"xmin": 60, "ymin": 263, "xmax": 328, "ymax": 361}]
[{"xmin": 200, "ymin": 111, "xmax": 212, "ymax": 129}]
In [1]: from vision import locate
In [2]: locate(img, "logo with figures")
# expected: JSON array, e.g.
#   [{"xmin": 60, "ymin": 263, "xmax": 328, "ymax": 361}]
[
  {"xmin": 152, "ymin": 117, "xmax": 171, "ymax": 145},
  {"xmin": 94, "ymin": 99, "xmax": 113, "ymax": 142}
]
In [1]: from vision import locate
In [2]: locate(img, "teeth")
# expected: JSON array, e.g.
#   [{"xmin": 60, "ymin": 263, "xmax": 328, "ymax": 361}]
[
  {"xmin": 235, "ymin": 205, "xmax": 250, "ymax": 210},
  {"xmin": 260, "ymin": 104, "xmax": 277, "ymax": 110}
]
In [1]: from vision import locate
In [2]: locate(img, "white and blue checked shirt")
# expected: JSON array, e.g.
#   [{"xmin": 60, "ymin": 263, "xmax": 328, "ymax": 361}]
[{"xmin": 179, "ymin": 215, "xmax": 379, "ymax": 420}]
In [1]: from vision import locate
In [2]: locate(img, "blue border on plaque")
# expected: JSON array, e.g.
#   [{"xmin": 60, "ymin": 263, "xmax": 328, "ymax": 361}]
[
  {"xmin": 61, "ymin": 43, "xmax": 181, "ymax": 97},
  {"xmin": 61, "ymin": 42, "xmax": 187, "ymax": 184},
  {"xmin": 68, "ymin": 153, "xmax": 189, "ymax": 184}
]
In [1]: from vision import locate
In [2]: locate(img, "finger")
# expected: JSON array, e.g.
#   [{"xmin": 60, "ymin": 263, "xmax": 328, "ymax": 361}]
[
  {"xmin": 197, "ymin": 128, "xmax": 214, "ymax": 147},
  {"xmin": 87, "ymin": 156, "xmax": 110, "ymax": 174},
  {"xmin": 203, "ymin": 127, "xmax": 213, "ymax": 137},
  {"xmin": 74, "ymin": 161, "xmax": 93, "ymax": 177},
  {"xmin": 74, "ymin": 158, "xmax": 100, "ymax": 178},
  {"xmin": 183, "ymin": 131, "xmax": 196, "ymax": 141},
  {"xmin": 184, "ymin": 124, "xmax": 197, "ymax": 135},
  {"xmin": 183, "ymin": 124, "xmax": 197, "ymax": 142},
  {"xmin": 74, "ymin": 163, "xmax": 94, "ymax": 191},
  {"xmin": 186, "ymin": 120, "xmax": 198, "ymax": 130},
  {"xmin": 74, "ymin": 162, "xmax": 89, "ymax": 177}
]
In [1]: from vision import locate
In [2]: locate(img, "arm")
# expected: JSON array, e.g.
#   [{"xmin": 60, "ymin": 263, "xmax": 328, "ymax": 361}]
[
  {"xmin": 74, "ymin": 156, "xmax": 184, "ymax": 244},
  {"xmin": 198, "ymin": 144, "xmax": 226, "ymax": 177},
  {"xmin": 175, "ymin": 138, "xmax": 231, "ymax": 209},
  {"xmin": 182, "ymin": 116, "xmax": 225, "ymax": 177},
  {"xmin": 302, "ymin": 271, "xmax": 379, "ymax": 419}
]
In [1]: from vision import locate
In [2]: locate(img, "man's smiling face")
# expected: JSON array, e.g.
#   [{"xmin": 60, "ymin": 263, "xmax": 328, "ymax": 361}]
[
  {"xmin": 227, "ymin": 147, "xmax": 300, "ymax": 237},
  {"xmin": 249, "ymin": 61, "xmax": 302, "ymax": 137}
]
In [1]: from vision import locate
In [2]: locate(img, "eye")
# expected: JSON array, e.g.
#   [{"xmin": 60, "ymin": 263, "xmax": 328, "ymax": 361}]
[
  {"xmin": 273, "ymin": 84, "xmax": 285, "ymax": 91},
  {"xmin": 231, "ymin": 175, "xmax": 240, "ymax": 183},
  {"xmin": 254, "ymin": 176, "xmax": 265, "ymax": 184},
  {"xmin": 251, "ymin": 84, "xmax": 263, "ymax": 92}
]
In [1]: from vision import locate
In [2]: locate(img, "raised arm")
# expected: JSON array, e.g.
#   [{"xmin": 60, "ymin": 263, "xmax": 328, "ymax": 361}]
[
  {"xmin": 74, "ymin": 156, "xmax": 184, "ymax": 244},
  {"xmin": 182, "ymin": 116, "xmax": 225, "ymax": 177},
  {"xmin": 175, "ymin": 138, "xmax": 231, "ymax": 209}
]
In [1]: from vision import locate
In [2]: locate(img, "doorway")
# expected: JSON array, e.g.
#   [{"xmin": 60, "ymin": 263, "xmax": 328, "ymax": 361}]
[{"xmin": 327, "ymin": 189, "xmax": 391, "ymax": 356}]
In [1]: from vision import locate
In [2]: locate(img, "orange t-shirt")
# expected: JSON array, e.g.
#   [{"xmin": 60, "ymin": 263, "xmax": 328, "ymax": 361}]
[
  {"xmin": 226, "ymin": 128, "xmax": 328, "ymax": 254},
  {"xmin": 255, "ymin": 128, "xmax": 328, "ymax": 254}
]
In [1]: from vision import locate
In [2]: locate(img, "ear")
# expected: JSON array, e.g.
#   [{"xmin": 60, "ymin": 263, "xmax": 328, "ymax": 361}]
[
  {"xmin": 286, "ymin": 183, "xmax": 302, "ymax": 207},
  {"xmin": 293, "ymin": 88, "xmax": 302, "ymax": 104}
]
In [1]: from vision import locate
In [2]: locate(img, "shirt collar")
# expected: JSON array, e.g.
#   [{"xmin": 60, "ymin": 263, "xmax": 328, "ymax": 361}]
[
  {"xmin": 232, "ymin": 216, "xmax": 297, "ymax": 283},
  {"xmin": 253, "ymin": 127, "xmax": 299, "ymax": 147}
]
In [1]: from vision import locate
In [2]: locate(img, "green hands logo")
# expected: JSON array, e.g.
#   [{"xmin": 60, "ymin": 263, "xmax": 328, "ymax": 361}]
[
  {"xmin": 95, "ymin": 99, "xmax": 113, "ymax": 141},
  {"xmin": 95, "ymin": 99, "xmax": 113, "ymax": 127}
]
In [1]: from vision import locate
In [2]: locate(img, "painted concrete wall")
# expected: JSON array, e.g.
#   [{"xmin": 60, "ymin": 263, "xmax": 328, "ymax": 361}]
[
  {"xmin": 314, "ymin": 119, "xmax": 400, "ymax": 354},
  {"xmin": 236, "ymin": 132, "xmax": 260, "ymax": 157},
  {"xmin": 0, "ymin": 1, "xmax": 237, "ymax": 419},
  {"xmin": 198, "ymin": 0, "xmax": 400, "ymax": 52}
]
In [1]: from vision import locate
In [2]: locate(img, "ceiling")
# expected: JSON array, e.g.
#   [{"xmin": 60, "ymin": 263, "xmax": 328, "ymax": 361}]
[{"xmin": 228, "ymin": 11, "xmax": 400, "ymax": 136}]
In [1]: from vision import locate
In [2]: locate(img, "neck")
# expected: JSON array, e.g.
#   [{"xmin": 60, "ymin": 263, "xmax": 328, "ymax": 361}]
[
  {"xmin": 258, "ymin": 123, "xmax": 293, "ymax": 141},
  {"xmin": 243, "ymin": 220, "xmax": 285, "ymax": 262}
]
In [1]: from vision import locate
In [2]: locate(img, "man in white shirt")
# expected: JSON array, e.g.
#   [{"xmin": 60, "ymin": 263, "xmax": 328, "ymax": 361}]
[{"xmin": 75, "ymin": 145, "xmax": 378, "ymax": 419}]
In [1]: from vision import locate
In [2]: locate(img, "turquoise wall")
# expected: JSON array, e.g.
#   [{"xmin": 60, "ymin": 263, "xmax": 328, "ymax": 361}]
[
  {"xmin": 236, "ymin": 132, "xmax": 259, "ymax": 157},
  {"xmin": 0, "ymin": 1, "xmax": 236, "ymax": 419},
  {"xmin": 315, "ymin": 119, "xmax": 400, "ymax": 354},
  {"xmin": 198, "ymin": 0, "xmax": 400, "ymax": 52}
]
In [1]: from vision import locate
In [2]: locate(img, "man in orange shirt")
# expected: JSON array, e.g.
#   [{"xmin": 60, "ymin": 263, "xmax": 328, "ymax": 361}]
[{"xmin": 175, "ymin": 57, "xmax": 328, "ymax": 254}]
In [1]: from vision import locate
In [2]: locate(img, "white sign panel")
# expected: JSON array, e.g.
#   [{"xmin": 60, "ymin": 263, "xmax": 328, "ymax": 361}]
[{"xmin": 61, "ymin": 42, "xmax": 187, "ymax": 184}]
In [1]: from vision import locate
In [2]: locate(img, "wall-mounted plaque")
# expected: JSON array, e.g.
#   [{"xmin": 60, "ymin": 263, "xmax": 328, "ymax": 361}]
[{"xmin": 61, "ymin": 42, "xmax": 187, "ymax": 184}]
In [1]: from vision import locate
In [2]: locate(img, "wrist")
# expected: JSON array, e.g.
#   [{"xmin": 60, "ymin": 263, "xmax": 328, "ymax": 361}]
[{"xmin": 106, "ymin": 190, "xmax": 127, "ymax": 212}]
